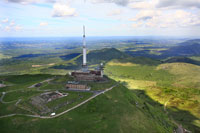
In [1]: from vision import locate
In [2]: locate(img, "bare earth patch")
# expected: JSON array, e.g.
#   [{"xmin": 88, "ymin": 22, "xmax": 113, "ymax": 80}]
[
  {"xmin": 107, "ymin": 62, "xmax": 138, "ymax": 67},
  {"xmin": 32, "ymin": 63, "xmax": 55, "ymax": 68}
]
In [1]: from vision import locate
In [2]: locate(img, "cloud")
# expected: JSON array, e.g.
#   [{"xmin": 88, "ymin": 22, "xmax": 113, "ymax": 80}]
[
  {"xmin": 14, "ymin": 25, "xmax": 23, "ymax": 31},
  {"xmin": 6, "ymin": 0, "xmax": 131, "ymax": 6},
  {"xmin": 128, "ymin": 1, "xmax": 154, "ymax": 9},
  {"xmin": 90, "ymin": 0, "xmax": 131, "ymax": 6},
  {"xmin": 5, "ymin": 0, "xmax": 55, "ymax": 4},
  {"xmin": 157, "ymin": 0, "xmax": 200, "ymax": 9},
  {"xmin": 5, "ymin": 26, "xmax": 11, "ymax": 32},
  {"xmin": 40, "ymin": 22, "xmax": 48, "ymax": 26},
  {"xmin": 52, "ymin": 3, "xmax": 76, "ymax": 17},
  {"xmin": 107, "ymin": 9, "xmax": 122, "ymax": 16},
  {"xmin": 2, "ymin": 18, "xmax": 9, "ymax": 23},
  {"xmin": 130, "ymin": 10, "xmax": 161, "ymax": 21},
  {"xmin": 5, "ymin": 0, "xmax": 39, "ymax": 4},
  {"xmin": 130, "ymin": 9, "xmax": 200, "ymax": 28},
  {"xmin": 10, "ymin": 21, "xmax": 15, "ymax": 26},
  {"xmin": 3, "ymin": 24, "xmax": 23, "ymax": 32},
  {"xmin": 132, "ymin": 21, "xmax": 143, "ymax": 28}
]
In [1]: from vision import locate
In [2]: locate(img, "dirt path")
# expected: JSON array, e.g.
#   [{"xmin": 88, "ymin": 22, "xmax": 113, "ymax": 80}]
[
  {"xmin": 0, "ymin": 92, "xmax": 17, "ymax": 104},
  {"xmin": 0, "ymin": 84, "xmax": 117, "ymax": 119},
  {"xmin": 28, "ymin": 78, "xmax": 55, "ymax": 88},
  {"xmin": 0, "ymin": 77, "xmax": 56, "ymax": 104},
  {"xmin": 164, "ymin": 100, "xmax": 191, "ymax": 133}
]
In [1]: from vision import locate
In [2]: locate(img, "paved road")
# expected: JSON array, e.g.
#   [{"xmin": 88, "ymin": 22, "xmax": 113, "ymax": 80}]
[{"xmin": 0, "ymin": 84, "xmax": 117, "ymax": 119}]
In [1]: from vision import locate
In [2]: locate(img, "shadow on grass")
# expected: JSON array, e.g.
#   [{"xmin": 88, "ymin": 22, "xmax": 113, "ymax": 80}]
[{"xmin": 131, "ymin": 89, "xmax": 200, "ymax": 133}]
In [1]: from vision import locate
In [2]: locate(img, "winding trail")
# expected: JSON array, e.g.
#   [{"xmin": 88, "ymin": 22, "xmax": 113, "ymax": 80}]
[
  {"xmin": 164, "ymin": 100, "xmax": 169, "ymax": 114},
  {"xmin": 28, "ymin": 78, "xmax": 55, "ymax": 89},
  {"xmin": 0, "ymin": 84, "xmax": 117, "ymax": 119},
  {"xmin": 0, "ymin": 78, "xmax": 56, "ymax": 104},
  {"xmin": 15, "ymin": 99, "xmax": 21, "ymax": 106},
  {"xmin": 164, "ymin": 100, "xmax": 191, "ymax": 133},
  {"xmin": 0, "ymin": 92, "xmax": 17, "ymax": 104}
]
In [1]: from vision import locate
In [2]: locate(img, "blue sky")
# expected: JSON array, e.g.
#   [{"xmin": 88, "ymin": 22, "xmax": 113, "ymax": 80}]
[{"xmin": 1, "ymin": 0, "xmax": 200, "ymax": 37}]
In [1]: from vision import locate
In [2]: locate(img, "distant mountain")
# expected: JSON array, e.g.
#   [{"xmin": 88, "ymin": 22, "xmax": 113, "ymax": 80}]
[
  {"xmin": 13, "ymin": 54, "xmax": 46, "ymax": 59},
  {"xmin": 60, "ymin": 53, "xmax": 81, "ymax": 61},
  {"xmin": 53, "ymin": 48, "xmax": 162, "ymax": 70},
  {"xmin": 177, "ymin": 39, "xmax": 200, "ymax": 46},
  {"xmin": 161, "ymin": 39, "xmax": 200, "ymax": 57},
  {"xmin": 124, "ymin": 39, "xmax": 200, "ymax": 59},
  {"xmin": 76, "ymin": 48, "xmax": 130, "ymax": 65},
  {"xmin": 78, "ymin": 48, "xmax": 160, "ymax": 65},
  {"xmin": 53, "ymin": 48, "xmax": 130, "ymax": 70},
  {"xmin": 117, "ymin": 56, "xmax": 161, "ymax": 66},
  {"xmin": 163, "ymin": 57, "xmax": 200, "ymax": 66}
]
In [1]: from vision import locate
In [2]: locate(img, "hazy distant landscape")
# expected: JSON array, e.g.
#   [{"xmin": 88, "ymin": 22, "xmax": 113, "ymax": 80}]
[
  {"xmin": 0, "ymin": 36, "xmax": 197, "ymax": 75},
  {"xmin": 0, "ymin": 37, "xmax": 200, "ymax": 132}
]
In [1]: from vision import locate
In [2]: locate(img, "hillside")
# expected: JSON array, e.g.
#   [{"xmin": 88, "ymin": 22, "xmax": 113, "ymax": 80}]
[
  {"xmin": 76, "ymin": 48, "xmax": 130, "ymax": 65},
  {"xmin": 52, "ymin": 48, "xmax": 161, "ymax": 71},
  {"xmin": 0, "ymin": 74, "xmax": 175, "ymax": 133},
  {"xmin": 52, "ymin": 48, "xmax": 130, "ymax": 70},
  {"xmin": 105, "ymin": 60, "xmax": 200, "ymax": 132},
  {"xmin": 163, "ymin": 57, "xmax": 200, "ymax": 66},
  {"xmin": 157, "ymin": 63, "xmax": 200, "ymax": 89},
  {"xmin": 124, "ymin": 39, "xmax": 200, "ymax": 59},
  {"xmin": 118, "ymin": 57, "xmax": 161, "ymax": 66},
  {"xmin": 161, "ymin": 40, "xmax": 200, "ymax": 57}
]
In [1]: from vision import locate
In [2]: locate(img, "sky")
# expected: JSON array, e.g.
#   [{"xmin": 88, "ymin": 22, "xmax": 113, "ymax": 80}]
[{"xmin": 0, "ymin": 0, "xmax": 200, "ymax": 37}]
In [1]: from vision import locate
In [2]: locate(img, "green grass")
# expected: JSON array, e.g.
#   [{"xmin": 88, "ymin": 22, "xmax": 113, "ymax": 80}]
[
  {"xmin": 190, "ymin": 56, "xmax": 200, "ymax": 61},
  {"xmin": 0, "ymin": 74, "xmax": 54, "ymax": 93},
  {"xmin": 0, "ymin": 53, "xmax": 11, "ymax": 60},
  {"xmin": 84, "ymin": 78, "xmax": 116, "ymax": 91},
  {"xmin": 46, "ymin": 91, "xmax": 93, "ymax": 114},
  {"xmin": 3, "ymin": 90, "xmax": 40, "ymax": 102},
  {"xmin": 105, "ymin": 60, "xmax": 200, "ymax": 131},
  {"xmin": 0, "ymin": 102, "xmax": 30, "ymax": 116},
  {"xmin": 105, "ymin": 62, "xmax": 174, "ymax": 88},
  {"xmin": 0, "ymin": 84, "xmax": 175, "ymax": 133},
  {"xmin": 3, "ymin": 74, "xmax": 52, "ymax": 84}
]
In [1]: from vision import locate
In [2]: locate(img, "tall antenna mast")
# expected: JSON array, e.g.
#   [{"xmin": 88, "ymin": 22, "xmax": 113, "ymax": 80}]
[
  {"xmin": 82, "ymin": 0, "xmax": 88, "ymax": 71},
  {"xmin": 82, "ymin": 25, "xmax": 87, "ymax": 67}
]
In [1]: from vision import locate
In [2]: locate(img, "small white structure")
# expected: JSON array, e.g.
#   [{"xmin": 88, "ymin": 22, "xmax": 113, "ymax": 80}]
[
  {"xmin": 0, "ymin": 84, "xmax": 6, "ymax": 88},
  {"xmin": 51, "ymin": 112, "xmax": 56, "ymax": 116}
]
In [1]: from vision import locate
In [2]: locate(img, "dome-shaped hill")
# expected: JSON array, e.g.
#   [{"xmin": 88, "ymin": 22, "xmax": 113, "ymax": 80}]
[{"xmin": 75, "ymin": 48, "xmax": 130, "ymax": 65}]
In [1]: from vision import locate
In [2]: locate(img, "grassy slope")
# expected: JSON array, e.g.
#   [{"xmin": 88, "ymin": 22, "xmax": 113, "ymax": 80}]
[
  {"xmin": 105, "ymin": 60, "xmax": 200, "ymax": 132},
  {"xmin": 0, "ymin": 74, "xmax": 53, "ymax": 92},
  {"xmin": 163, "ymin": 57, "xmax": 200, "ymax": 66},
  {"xmin": 0, "ymin": 84, "xmax": 175, "ymax": 133},
  {"xmin": 0, "ymin": 74, "xmax": 55, "ymax": 116},
  {"xmin": 157, "ymin": 63, "xmax": 200, "ymax": 89},
  {"xmin": 190, "ymin": 56, "xmax": 200, "ymax": 61}
]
